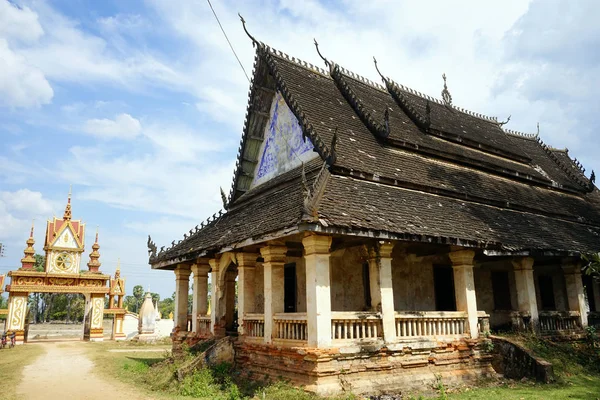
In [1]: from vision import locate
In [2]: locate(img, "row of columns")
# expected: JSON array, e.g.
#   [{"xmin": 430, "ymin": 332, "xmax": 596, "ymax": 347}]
[
  {"xmin": 172, "ymin": 236, "xmax": 484, "ymax": 346},
  {"xmin": 512, "ymin": 257, "xmax": 588, "ymax": 329}
]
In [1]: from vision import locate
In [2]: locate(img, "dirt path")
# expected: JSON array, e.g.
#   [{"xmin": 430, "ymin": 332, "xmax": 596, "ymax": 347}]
[{"xmin": 16, "ymin": 342, "xmax": 155, "ymax": 400}]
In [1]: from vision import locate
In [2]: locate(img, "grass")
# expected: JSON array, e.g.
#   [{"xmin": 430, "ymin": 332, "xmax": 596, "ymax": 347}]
[
  {"xmin": 446, "ymin": 334, "xmax": 600, "ymax": 400},
  {"xmin": 85, "ymin": 335, "xmax": 600, "ymax": 400},
  {"xmin": 85, "ymin": 340, "xmax": 355, "ymax": 400},
  {"xmin": 0, "ymin": 343, "xmax": 46, "ymax": 400}
]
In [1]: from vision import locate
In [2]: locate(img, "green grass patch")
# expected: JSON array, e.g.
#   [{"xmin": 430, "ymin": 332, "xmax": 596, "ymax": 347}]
[
  {"xmin": 447, "ymin": 334, "xmax": 600, "ymax": 400},
  {"xmin": 0, "ymin": 344, "xmax": 46, "ymax": 400}
]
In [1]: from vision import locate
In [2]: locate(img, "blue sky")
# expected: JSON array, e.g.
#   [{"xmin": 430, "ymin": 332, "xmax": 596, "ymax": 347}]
[{"xmin": 1, "ymin": 0, "xmax": 599, "ymax": 299}]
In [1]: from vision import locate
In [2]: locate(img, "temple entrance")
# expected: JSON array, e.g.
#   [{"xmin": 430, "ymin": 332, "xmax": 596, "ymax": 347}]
[
  {"xmin": 1, "ymin": 193, "xmax": 127, "ymax": 344},
  {"xmin": 284, "ymin": 263, "xmax": 297, "ymax": 313},
  {"xmin": 26, "ymin": 293, "xmax": 86, "ymax": 342}
]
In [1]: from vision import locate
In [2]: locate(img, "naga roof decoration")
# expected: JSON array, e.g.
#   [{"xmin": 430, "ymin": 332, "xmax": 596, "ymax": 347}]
[{"xmin": 148, "ymin": 26, "xmax": 600, "ymax": 268}]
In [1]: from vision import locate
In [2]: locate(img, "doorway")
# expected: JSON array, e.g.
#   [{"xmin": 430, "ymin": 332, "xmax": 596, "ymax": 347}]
[
  {"xmin": 284, "ymin": 263, "xmax": 297, "ymax": 313},
  {"xmin": 434, "ymin": 265, "xmax": 456, "ymax": 311}
]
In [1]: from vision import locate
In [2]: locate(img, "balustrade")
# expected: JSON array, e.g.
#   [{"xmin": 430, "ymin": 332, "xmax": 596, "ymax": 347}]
[
  {"xmin": 539, "ymin": 311, "xmax": 581, "ymax": 333},
  {"xmin": 197, "ymin": 316, "xmax": 211, "ymax": 337},
  {"xmin": 477, "ymin": 311, "xmax": 490, "ymax": 335},
  {"xmin": 331, "ymin": 312, "xmax": 382, "ymax": 340},
  {"xmin": 186, "ymin": 314, "xmax": 192, "ymax": 332},
  {"xmin": 395, "ymin": 311, "xmax": 468, "ymax": 338},
  {"xmin": 243, "ymin": 313, "xmax": 265, "ymax": 338},
  {"xmin": 274, "ymin": 313, "xmax": 308, "ymax": 341}
]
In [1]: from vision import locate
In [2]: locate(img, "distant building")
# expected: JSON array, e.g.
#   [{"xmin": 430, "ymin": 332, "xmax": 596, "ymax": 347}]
[{"xmin": 148, "ymin": 32, "xmax": 600, "ymax": 395}]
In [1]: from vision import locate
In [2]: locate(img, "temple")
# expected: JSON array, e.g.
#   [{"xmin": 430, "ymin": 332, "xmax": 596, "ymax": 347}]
[
  {"xmin": 3, "ymin": 191, "xmax": 127, "ymax": 343},
  {"xmin": 148, "ymin": 26, "xmax": 600, "ymax": 394}
]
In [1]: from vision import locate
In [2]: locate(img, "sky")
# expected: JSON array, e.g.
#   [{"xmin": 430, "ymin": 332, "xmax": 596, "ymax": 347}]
[{"xmin": 1, "ymin": 0, "xmax": 599, "ymax": 299}]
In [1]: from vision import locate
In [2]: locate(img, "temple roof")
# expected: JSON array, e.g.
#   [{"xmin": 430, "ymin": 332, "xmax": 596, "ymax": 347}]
[{"xmin": 149, "ymin": 42, "xmax": 600, "ymax": 268}]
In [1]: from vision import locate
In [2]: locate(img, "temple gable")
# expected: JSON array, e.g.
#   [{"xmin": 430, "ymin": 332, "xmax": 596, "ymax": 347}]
[{"xmin": 250, "ymin": 91, "xmax": 317, "ymax": 189}]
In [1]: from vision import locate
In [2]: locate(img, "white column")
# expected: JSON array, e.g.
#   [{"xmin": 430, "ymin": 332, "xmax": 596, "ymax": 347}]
[
  {"xmin": 237, "ymin": 253, "xmax": 258, "ymax": 335},
  {"xmin": 450, "ymin": 249, "xmax": 479, "ymax": 339},
  {"xmin": 562, "ymin": 259, "xmax": 588, "ymax": 327},
  {"xmin": 209, "ymin": 258, "xmax": 220, "ymax": 336},
  {"xmin": 368, "ymin": 242, "xmax": 396, "ymax": 343},
  {"xmin": 512, "ymin": 257, "xmax": 539, "ymax": 331},
  {"xmin": 191, "ymin": 260, "xmax": 210, "ymax": 334},
  {"xmin": 260, "ymin": 243, "xmax": 286, "ymax": 344},
  {"xmin": 303, "ymin": 234, "xmax": 332, "ymax": 348},
  {"xmin": 174, "ymin": 264, "xmax": 192, "ymax": 331}
]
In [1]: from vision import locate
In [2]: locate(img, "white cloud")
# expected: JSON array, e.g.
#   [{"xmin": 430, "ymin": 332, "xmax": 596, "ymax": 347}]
[
  {"xmin": 0, "ymin": 39, "xmax": 53, "ymax": 108},
  {"xmin": 82, "ymin": 113, "xmax": 142, "ymax": 139},
  {"xmin": 0, "ymin": 1, "xmax": 44, "ymax": 43}
]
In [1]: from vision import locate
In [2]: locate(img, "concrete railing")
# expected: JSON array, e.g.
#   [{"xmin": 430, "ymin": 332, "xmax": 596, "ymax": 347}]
[
  {"xmin": 243, "ymin": 313, "xmax": 265, "ymax": 338},
  {"xmin": 197, "ymin": 316, "xmax": 211, "ymax": 337},
  {"xmin": 395, "ymin": 311, "xmax": 468, "ymax": 338},
  {"xmin": 331, "ymin": 311, "xmax": 382, "ymax": 340},
  {"xmin": 478, "ymin": 311, "xmax": 490, "ymax": 335},
  {"xmin": 539, "ymin": 311, "xmax": 581, "ymax": 333},
  {"xmin": 186, "ymin": 314, "xmax": 193, "ymax": 332},
  {"xmin": 274, "ymin": 313, "xmax": 307, "ymax": 341}
]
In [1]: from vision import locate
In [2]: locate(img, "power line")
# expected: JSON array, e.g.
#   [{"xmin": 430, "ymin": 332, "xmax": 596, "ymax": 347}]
[{"xmin": 206, "ymin": 0, "xmax": 250, "ymax": 83}]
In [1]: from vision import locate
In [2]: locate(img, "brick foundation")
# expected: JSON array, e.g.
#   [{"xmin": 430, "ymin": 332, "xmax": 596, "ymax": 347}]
[{"xmin": 234, "ymin": 339, "xmax": 495, "ymax": 396}]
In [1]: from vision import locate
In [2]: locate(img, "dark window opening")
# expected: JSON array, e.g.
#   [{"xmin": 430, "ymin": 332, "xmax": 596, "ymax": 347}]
[
  {"xmin": 284, "ymin": 263, "xmax": 297, "ymax": 313},
  {"xmin": 492, "ymin": 271, "xmax": 512, "ymax": 310},
  {"xmin": 538, "ymin": 275, "xmax": 556, "ymax": 310},
  {"xmin": 362, "ymin": 262, "xmax": 372, "ymax": 310},
  {"xmin": 434, "ymin": 265, "xmax": 456, "ymax": 311},
  {"xmin": 583, "ymin": 275, "xmax": 596, "ymax": 312}
]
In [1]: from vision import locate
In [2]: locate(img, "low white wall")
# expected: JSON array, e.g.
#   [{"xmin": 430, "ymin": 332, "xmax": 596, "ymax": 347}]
[{"xmin": 122, "ymin": 313, "xmax": 174, "ymax": 340}]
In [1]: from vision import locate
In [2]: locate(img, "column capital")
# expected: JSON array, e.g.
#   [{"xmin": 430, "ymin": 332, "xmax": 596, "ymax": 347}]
[
  {"xmin": 449, "ymin": 249, "xmax": 475, "ymax": 266},
  {"xmin": 208, "ymin": 257, "xmax": 219, "ymax": 272},
  {"xmin": 191, "ymin": 261, "xmax": 210, "ymax": 277},
  {"xmin": 260, "ymin": 244, "xmax": 287, "ymax": 264},
  {"xmin": 236, "ymin": 252, "xmax": 259, "ymax": 268},
  {"xmin": 174, "ymin": 264, "xmax": 192, "ymax": 279},
  {"xmin": 512, "ymin": 256, "xmax": 534, "ymax": 271},
  {"xmin": 368, "ymin": 241, "xmax": 395, "ymax": 259},
  {"xmin": 302, "ymin": 234, "xmax": 332, "ymax": 256}
]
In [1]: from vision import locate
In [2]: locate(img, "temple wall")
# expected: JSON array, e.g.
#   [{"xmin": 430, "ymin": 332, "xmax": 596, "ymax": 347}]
[
  {"xmin": 330, "ymin": 247, "xmax": 368, "ymax": 311},
  {"xmin": 392, "ymin": 253, "xmax": 435, "ymax": 311},
  {"xmin": 292, "ymin": 257, "xmax": 307, "ymax": 313}
]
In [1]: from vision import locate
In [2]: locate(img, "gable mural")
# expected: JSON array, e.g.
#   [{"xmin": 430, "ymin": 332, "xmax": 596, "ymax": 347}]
[{"xmin": 251, "ymin": 91, "xmax": 317, "ymax": 188}]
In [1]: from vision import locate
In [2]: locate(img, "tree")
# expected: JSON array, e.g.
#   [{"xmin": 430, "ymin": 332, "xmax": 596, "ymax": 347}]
[
  {"xmin": 583, "ymin": 253, "xmax": 600, "ymax": 276},
  {"xmin": 132, "ymin": 285, "xmax": 144, "ymax": 313},
  {"xmin": 151, "ymin": 292, "xmax": 160, "ymax": 304}
]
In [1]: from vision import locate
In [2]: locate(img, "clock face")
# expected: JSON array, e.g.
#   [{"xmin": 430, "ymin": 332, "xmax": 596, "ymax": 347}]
[{"xmin": 55, "ymin": 252, "xmax": 74, "ymax": 271}]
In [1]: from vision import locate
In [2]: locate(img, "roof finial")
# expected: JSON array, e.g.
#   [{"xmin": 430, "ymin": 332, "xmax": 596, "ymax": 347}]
[
  {"xmin": 30, "ymin": 219, "xmax": 35, "ymax": 238},
  {"xmin": 116, "ymin": 257, "xmax": 121, "ymax": 272},
  {"xmin": 326, "ymin": 127, "xmax": 338, "ymax": 165},
  {"xmin": 63, "ymin": 186, "xmax": 72, "ymax": 220},
  {"xmin": 537, "ymin": 122, "xmax": 540, "ymax": 136},
  {"xmin": 441, "ymin": 73, "xmax": 453, "ymax": 106},
  {"xmin": 313, "ymin": 39, "xmax": 330, "ymax": 68},
  {"xmin": 87, "ymin": 226, "xmax": 101, "ymax": 272},
  {"xmin": 498, "ymin": 115, "xmax": 511, "ymax": 127},
  {"xmin": 591, "ymin": 170, "xmax": 596, "ymax": 185},
  {"xmin": 373, "ymin": 57, "xmax": 386, "ymax": 83},
  {"xmin": 220, "ymin": 187, "xmax": 228, "ymax": 210},
  {"xmin": 239, "ymin": 13, "xmax": 259, "ymax": 47},
  {"xmin": 301, "ymin": 162, "xmax": 311, "ymax": 197},
  {"xmin": 147, "ymin": 235, "xmax": 157, "ymax": 259},
  {"xmin": 21, "ymin": 220, "xmax": 36, "ymax": 270}
]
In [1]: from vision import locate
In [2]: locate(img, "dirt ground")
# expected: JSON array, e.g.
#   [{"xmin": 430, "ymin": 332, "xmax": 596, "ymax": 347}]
[{"xmin": 16, "ymin": 342, "xmax": 156, "ymax": 400}]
